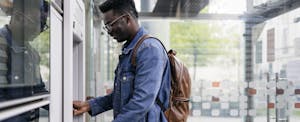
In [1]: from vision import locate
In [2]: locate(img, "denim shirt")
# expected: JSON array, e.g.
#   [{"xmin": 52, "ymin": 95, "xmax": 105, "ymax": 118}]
[{"xmin": 88, "ymin": 27, "xmax": 171, "ymax": 122}]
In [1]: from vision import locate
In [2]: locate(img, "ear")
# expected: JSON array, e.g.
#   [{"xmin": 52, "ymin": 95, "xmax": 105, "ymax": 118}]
[
  {"xmin": 124, "ymin": 15, "xmax": 131, "ymax": 26},
  {"xmin": 124, "ymin": 15, "xmax": 131, "ymax": 23}
]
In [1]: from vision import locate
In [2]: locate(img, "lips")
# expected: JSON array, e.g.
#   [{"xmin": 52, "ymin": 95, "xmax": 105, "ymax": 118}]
[{"xmin": 111, "ymin": 33, "xmax": 118, "ymax": 40}]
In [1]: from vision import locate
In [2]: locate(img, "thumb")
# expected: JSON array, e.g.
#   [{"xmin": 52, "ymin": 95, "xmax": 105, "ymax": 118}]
[{"xmin": 73, "ymin": 109, "xmax": 85, "ymax": 116}]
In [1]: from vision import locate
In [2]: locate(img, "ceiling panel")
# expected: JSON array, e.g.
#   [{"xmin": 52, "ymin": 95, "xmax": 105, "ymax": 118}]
[{"xmin": 153, "ymin": 0, "xmax": 209, "ymax": 17}]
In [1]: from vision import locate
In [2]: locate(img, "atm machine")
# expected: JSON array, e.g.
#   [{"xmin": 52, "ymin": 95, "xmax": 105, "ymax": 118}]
[
  {"xmin": 72, "ymin": 0, "xmax": 86, "ymax": 122},
  {"xmin": 63, "ymin": 0, "xmax": 86, "ymax": 122}
]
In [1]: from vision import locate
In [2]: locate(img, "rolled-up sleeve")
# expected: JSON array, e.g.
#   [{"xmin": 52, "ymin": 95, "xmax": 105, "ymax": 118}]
[
  {"xmin": 113, "ymin": 38, "xmax": 167, "ymax": 122},
  {"xmin": 88, "ymin": 92, "xmax": 113, "ymax": 116}
]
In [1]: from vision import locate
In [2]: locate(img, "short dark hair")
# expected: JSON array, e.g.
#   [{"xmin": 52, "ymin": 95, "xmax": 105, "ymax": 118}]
[{"xmin": 99, "ymin": 0, "xmax": 138, "ymax": 18}]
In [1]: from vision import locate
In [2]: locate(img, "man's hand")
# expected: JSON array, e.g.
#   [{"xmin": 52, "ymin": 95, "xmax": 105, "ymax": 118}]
[
  {"xmin": 86, "ymin": 96, "xmax": 94, "ymax": 100},
  {"xmin": 73, "ymin": 101, "xmax": 91, "ymax": 116}
]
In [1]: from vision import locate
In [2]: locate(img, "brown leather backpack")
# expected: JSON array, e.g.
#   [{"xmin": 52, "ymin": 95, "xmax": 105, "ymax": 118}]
[{"xmin": 131, "ymin": 34, "xmax": 191, "ymax": 122}]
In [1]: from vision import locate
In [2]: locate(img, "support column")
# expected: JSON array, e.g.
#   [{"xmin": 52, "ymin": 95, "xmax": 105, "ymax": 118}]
[{"xmin": 244, "ymin": 20, "xmax": 254, "ymax": 122}]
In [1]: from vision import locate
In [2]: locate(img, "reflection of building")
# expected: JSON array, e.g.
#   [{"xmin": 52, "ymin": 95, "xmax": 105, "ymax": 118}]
[
  {"xmin": 0, "ymin": 0, "xmax": 50, "ymax": 121},
  {"xmin": 191, "ymin": 80, "xmax": 240, "ymax": 117},
  {"xmin": 251, "ymin": 6, "xmax": 300, "ymax": 121}
]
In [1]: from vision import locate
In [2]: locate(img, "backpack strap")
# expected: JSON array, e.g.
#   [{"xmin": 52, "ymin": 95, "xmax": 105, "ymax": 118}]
[
  {"xmin": 156, "ymin": 98, "xmax": 167, "ymax": 111},
  {"xmin": 131, "ymin": 34, "xmax": 168, "ymax": 66},
  {"xmin": 131, "ymin": 34, "xmax": 151, "ymax": 66},
  {"xmin": 130, "ymin": 34, "xmax": 168, "ymax": 112}
]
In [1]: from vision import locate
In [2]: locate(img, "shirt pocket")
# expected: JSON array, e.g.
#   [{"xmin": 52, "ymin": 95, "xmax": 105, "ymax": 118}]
[{"xmin": 120, "ymin": 71, "xmax": 134, "ymax": 104}]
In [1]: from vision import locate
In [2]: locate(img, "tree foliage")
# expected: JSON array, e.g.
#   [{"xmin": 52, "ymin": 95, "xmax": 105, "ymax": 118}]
[
  {"xmin": 30, "ymin": 29, "xmax": 50, "ymax": 67},
  {"xmin": 170, "ymin": 21, "xmax": 241, "ymax": 67}
]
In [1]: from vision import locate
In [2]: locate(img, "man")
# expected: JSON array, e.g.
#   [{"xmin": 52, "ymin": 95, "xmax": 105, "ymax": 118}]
[
  {"xmin": 0, "ymin": 0, "xmax": 49, "ymax": 121},
  {"xmin": 73, "ymin": 0, "xmax": 171, "ymax": 121}
]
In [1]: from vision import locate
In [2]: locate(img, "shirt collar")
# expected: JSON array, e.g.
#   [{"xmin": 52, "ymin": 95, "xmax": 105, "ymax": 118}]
[{"xmin": 122, "ymin": 27, "xmax": 147, "ymax": 54}]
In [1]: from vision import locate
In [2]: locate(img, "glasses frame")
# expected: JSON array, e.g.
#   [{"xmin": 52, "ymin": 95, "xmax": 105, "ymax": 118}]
[
  {"xmin": 13, "ymin": 11, "xmax": 35, "ymax": 24},
  {"xmin": 104, "ymin": 14, "xmax": 128, "ymax": 32}
]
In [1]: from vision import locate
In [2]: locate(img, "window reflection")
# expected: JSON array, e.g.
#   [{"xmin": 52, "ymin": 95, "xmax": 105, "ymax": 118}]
[
  {"xmin": 1, "ymin": 105, "xmax": 49, "ymax": 122},
  {"xmin": 252, "ymin": 6, "xmax": 300, "ymax": 122},
  {"xmin": 54, "ymin": 0, "xmax": 63, "ymax": 9},
  {"xmin": 0, "ymin": 0, "xmax": 50, "ymax": 102}
]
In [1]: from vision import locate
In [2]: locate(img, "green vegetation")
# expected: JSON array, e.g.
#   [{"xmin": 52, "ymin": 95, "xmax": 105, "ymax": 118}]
[
  {"xmin": 30, "ymin": 29, "xmax": 50, "ymax": 67},
  {"xmin": 293, "ymin": 110, "xmax": 300, "ymax": 116},
  {"xmin": 170, "ymin": 21, "xmax": 241, "ymax": 67}
]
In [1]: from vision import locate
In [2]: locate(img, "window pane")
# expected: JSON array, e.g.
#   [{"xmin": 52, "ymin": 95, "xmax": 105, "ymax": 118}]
[
  {"xmin": 252, "ymin": 6, "xmax": 300, "ymax": 122},
  {"xmin": 0, "ymin": 0, "xmax": 50, "ymax": 102}
]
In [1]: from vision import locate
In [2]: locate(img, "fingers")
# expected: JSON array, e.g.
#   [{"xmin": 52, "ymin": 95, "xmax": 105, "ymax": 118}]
[
  {"xmin": 73, "ymin": 109, "xmax": 84, "ymax": 116},
  {"xmin": 73, "ymin": 101, "xmax": 85, "ymax": 116},
  {"xmin": 73, "ymin": 101, "xmax": 90, "ymax": 116},
  {"xmin": 73, "ymin": 101, "xmax": 82, "ymax": 109}
]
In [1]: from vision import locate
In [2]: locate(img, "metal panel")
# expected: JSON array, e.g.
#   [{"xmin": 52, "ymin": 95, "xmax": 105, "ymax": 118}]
[
  {"xmin": 0, "ymin": 94, "xmax": 49, "ymax": 109},
  {"xmin": 248, "ymin": 0, "xmax": 300, "ymax": 20},
  {"xmin": 153, "ymin": 0, "xmax": 208, "ymax": 17},
  {"xmin": 139, "ymin": 12, "xmax": 242, "ymax": 20},
  {"xmin": 50, "ymin": 6, "xmax": 63, "ymax": 122},
  {"xmin": 63, "ymin": 0, "xmax": 74, "ymax": 121},
  {"xmin": 153, "ymin": 0, "xmax": 179, "ymax": 17},
  {"xmin": 179, "ymin": 0, "xmax": 209, "ymax": 17},
  {"xmin": 0, "ymin": 100, "xmax": 50, "ymax": 121}
]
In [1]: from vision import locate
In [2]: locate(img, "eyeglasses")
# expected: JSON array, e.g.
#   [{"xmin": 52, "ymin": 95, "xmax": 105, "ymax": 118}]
[
  {"xmin": 13, "ymin": 11, "xmax": 49, "ymax": 32},
  {"xmin": 104, "ymin": 14, "xmax": 128, "ymax": 32},
  {"xmin": 13, "ymin": 11, "xmax": 35, "ymax": 24}
]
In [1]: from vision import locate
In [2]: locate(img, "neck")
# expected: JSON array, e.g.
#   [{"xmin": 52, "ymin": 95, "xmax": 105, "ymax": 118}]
[
  {"xmin": 7, "ymin": 24, "xmax": 12, "ymax": 31},
  {"xmin": 128, "ymin": 22, "xmax": 139, "ymax": 41}
]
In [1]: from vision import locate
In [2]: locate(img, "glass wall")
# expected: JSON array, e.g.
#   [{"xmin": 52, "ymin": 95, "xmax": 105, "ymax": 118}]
[
  {"xmin": 88, "ymin": 0, "xmax": 300, "ymax": 122},
  {"xmin": 0, "ymin": 0, "xmax": 50, "ymax": 121},
  {"xmin": 86, "ymin": 1, "xmax": 119, "ymax": 122},
  {"xmin": 0, "ymin": 0, "xmax": 50, "ymax": 102},
  {"xmin": 168, "ymin": 20, "xmax": 244, "ymax": 122},
  {"xmin": 252, "ymin": 7, "xmax": 300, "ymax": 122}
]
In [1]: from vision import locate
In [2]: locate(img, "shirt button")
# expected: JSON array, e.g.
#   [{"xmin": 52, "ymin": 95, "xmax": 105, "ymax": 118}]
[
  {"xmin": 122, "ymin": 76, "xmax": 127, "ymax": 81},
  {"xmin": 14, "ymin": 76, "xmax": 19, "ymax": 80}
]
